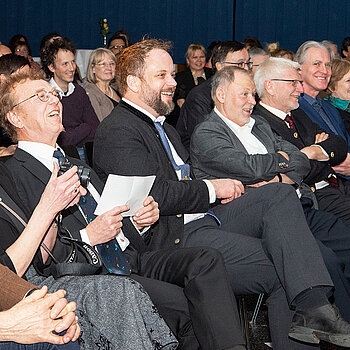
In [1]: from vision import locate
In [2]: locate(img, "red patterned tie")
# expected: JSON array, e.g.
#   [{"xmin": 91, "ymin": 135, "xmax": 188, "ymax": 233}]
[{"xmin": 285, "ymin": 113, "xmax": 296, "ymax": 129}]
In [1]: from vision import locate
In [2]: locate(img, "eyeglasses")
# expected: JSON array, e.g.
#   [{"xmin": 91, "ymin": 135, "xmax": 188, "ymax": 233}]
[
  {"xmin": 270, "ymin": 79, "xmax": 303, "ymax": 87},
  {"xmin": 222, "ymin": 61, "xmax": 253, "ymax": 70},
  {"xmin": 12, "ymin": 89, "xmax": 60, "ymax": 109},
  {"xmin": 94, "ymin": 62, "xmax": 116, "ymax": 68},
  {"xmin": 109, "ymin": 45, "xmax": 125, "ymax": 50}
]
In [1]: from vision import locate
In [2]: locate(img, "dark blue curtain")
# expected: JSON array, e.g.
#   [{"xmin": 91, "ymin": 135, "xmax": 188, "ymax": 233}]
[
  {"xmin": 1, "ymin": 0, "xmax": 233, "ymax": 63},
  {"xmin": 235, "ymin": 0, "xmax": 350, "ymax": 52}
]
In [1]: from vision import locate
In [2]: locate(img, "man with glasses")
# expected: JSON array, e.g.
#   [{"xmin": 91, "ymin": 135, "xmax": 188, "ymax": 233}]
[
  {"xmin": 177, "ymin": 41, "xmax": 252, "ymax": 150},
  {"xmin": 108, "ymin": 34, "xmax": 127, "ymax": 57},
  {"xmin": 41, "ymin": 37, "xmax": 99, "ymax": 162}
]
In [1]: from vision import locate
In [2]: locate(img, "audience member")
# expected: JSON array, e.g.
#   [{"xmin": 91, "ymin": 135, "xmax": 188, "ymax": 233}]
[
  {"xmin": 324, "ymin": 58, "xmax": 350, "ymax": 132},
  {"xmin": 84, "ymin": 48, "xmax": 119, "ymax": 122},
  {"xmin": 270, "ymin": 47, "xmax": 294, "ymax": 60},
  {"xmin": 177, "ymin": 40, "xmax": 252, "ymax": 149},
  {"xmin": 205, "ymin": 40, "xmax": 221, "ymax": 68},
  {"xmin": 341, "ymin": 36, "xmax": 350, "ymax": 60},
  {"xmin": 0, "ymin": 44, "xmax": 11, "ymax": 57},
  {"xmin": 243, "ymin": 36, "xmax": 263, "ymax": 50},
  {"xmin": 322, "ymin": 40, "xmax": 340, "ymax": 58},
  {"xmin": 248, "ymin": 47, "xmax": 270, "ymax": 76},
  {"xmin": 93, "ymin": 38, "xmax": 350, "ymax": 350},
  {"xmin": 0, "ymin": 265, "xmax": 80, "ymax": 349},
  {"xmin": 114, "ymin": 29, "xmax": 132, "ymax": 47},
  {"xmin": 191, "ymin": 64, "xmax": 350, "ymax": 322},
  {"xmin": 295, "ymin": 41, "xmax": 350, "ymax": 226},
  {"xmin": 41, "ymin": 37, "xmax": 100, "ymax": 162},
  {"xmin": 2, "ymin": 70, "xmax": 245, "ymax": 350},
  {"xmin": 108, "ymin": 33, "xmax": 127, "ymax": 56}
]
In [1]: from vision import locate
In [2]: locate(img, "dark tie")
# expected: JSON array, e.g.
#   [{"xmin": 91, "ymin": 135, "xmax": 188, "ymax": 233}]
[
  {"xmin": 153, "ymin": 122, "xmax": 221, "ymax": 226},
  {"xmin": 285, "ymin": 113, "xmax": 296, "ymax": 129},
  {"xmin": 53, "ymin": 149, "xmax": 131, "ymax": 275},
  {"xmin": 312, "ymin": 100, "xmax": 338, "ymax": 134}
]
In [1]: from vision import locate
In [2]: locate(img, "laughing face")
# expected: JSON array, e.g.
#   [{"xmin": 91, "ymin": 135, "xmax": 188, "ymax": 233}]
[
  {"xmin": 10, "ymin": 79, "xmax": 64, "ymax": 145},
  {"xmin": 299, "ymin": 47, "xmax": 331, "ymax": 98},
  {"xmin": 218, "ymin": 70, "xmax": 256, "ymax": 126},
  {"xmin": 139, "ymin": 49, "xmax": 177, "ymax": 117}
]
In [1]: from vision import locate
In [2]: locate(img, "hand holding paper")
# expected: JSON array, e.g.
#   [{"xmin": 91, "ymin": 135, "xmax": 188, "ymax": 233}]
[{"xmin": 95, "ymin": 175, "xmax": 156, "ymax": 217}]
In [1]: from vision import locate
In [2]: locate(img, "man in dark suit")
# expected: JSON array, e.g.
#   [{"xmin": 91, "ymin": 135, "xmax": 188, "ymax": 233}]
[
  {"xmin": 252, "ymin": 54, "xmax": 350, "ymax": 230},
  {"xmin": 1, "ymin": 71, "xmax": 246, "ymax": 350},
  {"xmin": 176, "ymin": 40, "xmax": 252, "ymax": 150},
  {"xmin": 93, "ymin": 38, "xmax": 350, "ymax": 349},
  {"xmin": 293, "ymin": 40, "xmax": 350, "ymax": 226},
  {"xmin": 191, "ymin": 65, "xmax": 350, "ymax": 323}
]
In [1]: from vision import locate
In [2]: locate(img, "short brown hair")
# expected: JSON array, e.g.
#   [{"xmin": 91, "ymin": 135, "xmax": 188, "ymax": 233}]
[
  {"xmin": 115, "ymin": 39, "xmax": 172, "ymax": 96},
  {"xmin": 328, "ymin": 58, "xmax": 350, "ymax": 92},
  {"xmin": 0, "ymin": 70, "xmax": 44, "ymax": 141}
]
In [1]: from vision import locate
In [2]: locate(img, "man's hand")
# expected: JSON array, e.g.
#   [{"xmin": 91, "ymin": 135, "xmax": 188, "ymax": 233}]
[
  {"xmin": 248, "ymin": 176, "xmax": 280, "ymax": 188},
  {"xmin": 332, "ymin": 153, "xmax": 350, "ymax": 176},
  {"xmin": 277, "ymin": 151, "xmax": 289, "ymax": 160},
  {"xmin": 209, "ymin": 179, "xmax": 244, "ymax": 204},
  {"xmin": 39, "ymin": 163, "xmax": 87, "ymax": 216},
  {"xmin": 314, "ymin": 132, "xmax": 329, "ymax": 143},
  {"xmin": 0, "ymin": 286, "xmax": 80, "ymax": 344},
  {"xmin": 86, "ymin": 205, "xmax": 129, "ymax": 246},
  {"xmin": 133, "ymin": 196, "xmax": 159, "ymax": 230}
]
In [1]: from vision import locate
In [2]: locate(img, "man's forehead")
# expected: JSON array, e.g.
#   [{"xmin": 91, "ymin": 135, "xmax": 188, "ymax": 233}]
[
  {"xmin": 15, "ymin": 79, "xmax": 50, "ymax": 96},
  {"xmin": 304, "ymin": 47, "xmax": 330, "ymax": 62},
  {"xmin": 225, "ymin": 49, "xmax": 249, "ymax": 62},
  {"xmin": 144, "ymin": 49, "xmax": 173, "ymax": 69},
  {"xmin": 283, "ymin": 68, "xmax": 301, "ymax": 78},
  {"xmin": 229, "ymin": 72, "xmax": 254, "ymax": 90}
]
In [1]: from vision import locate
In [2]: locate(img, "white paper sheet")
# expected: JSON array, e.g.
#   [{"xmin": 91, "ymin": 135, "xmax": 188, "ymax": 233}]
[{"xmin": 94, "ymin": 174, "xmax": 156, "ymax": 217}]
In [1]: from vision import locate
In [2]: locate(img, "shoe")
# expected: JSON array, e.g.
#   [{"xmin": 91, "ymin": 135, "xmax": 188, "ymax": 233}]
[{"xmin": 288, "ymin": 304, "xmax": 350, "ymax": 347}]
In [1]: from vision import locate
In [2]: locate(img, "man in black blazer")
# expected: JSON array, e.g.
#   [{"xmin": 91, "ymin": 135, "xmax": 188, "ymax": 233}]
[
  {"xmin": 252, "ymin": 56, "xmax": 350, "ymax": 228},
  {"xmin": 1, "ymin": 72, "xmax": 246, "ymax": 350},
  {"xmin": 93, "ymin": 39, "xmax": 350, "ymax": 349}
]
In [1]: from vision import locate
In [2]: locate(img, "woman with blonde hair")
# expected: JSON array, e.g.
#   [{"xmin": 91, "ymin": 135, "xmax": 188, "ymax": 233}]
[{"xmin": 84, "ymin": 48, "xmax": 120, "ymax": 121}]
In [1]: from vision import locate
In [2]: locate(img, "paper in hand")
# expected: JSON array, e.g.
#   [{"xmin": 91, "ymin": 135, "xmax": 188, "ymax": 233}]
[{"xmin": 94, "ymin": 174, "xmax": 156, "ymax": 217}]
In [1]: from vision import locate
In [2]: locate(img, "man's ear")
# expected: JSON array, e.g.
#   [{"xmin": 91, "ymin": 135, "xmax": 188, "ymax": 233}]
[
  {"xmin": 48, "ymin": 63, "xmax": 55, "ymax": 73},
  {"xmin": 7, "ymin": 111, "xmax": 24, "ymax": 129},
  {"xmin": 216, "ymin": 86, "xmax": 225, "ymax": 104},
  {"xmin": 126, "ymin": 75, "xmax": 141, "ymax": 93},
  {"xmin": 215, "ymin": 62, "xmax": 224, "ymax": 72},
  {"xmin": 264, "ymin": 80, "xmax": 274, "ymax": 95}
]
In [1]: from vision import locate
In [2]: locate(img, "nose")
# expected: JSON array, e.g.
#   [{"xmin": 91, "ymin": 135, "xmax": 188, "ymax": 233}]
[
  {"xmin": 296, "ymin": 81, "xmax": 304, "ymax": 93},
  {"xmin": 167, "ymin": 74, "xmax": 177, "ymax": 88},
  {"xmin": 248, "ymin": 93, "xmax": 256, "ymax": 105},
  {"xmin": 68, "ymin": 62, "xmax": 76, "ymax": 71}
]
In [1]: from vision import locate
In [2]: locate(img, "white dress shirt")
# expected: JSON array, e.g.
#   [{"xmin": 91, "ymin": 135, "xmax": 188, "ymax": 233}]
[
  {"xmin": 17, "ymin": 141, "xmax": 130, "ymax": 250},
  {"xmin": 49, "ymin": 78, "xmax": 75, "ymax": 97},
  {"xmin": 122, "ymin": 98, "xmax": 216, "ymax": 225}
]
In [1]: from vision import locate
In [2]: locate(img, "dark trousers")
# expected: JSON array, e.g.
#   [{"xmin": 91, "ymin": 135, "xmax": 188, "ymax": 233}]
[
  {"xmin": 316, "ymin": 178, "xmax": 350, "ymax": 228},
  {"xmin": 0, "ymin": 343, "xmax": 79, "ymax": 350},
  {"xmin": 182, "ymin": 183, "xmax": 333, "ymax": 350},
  {"xmin": 127, "ymin": 247, "xmax": 245, "ymax": 350}
]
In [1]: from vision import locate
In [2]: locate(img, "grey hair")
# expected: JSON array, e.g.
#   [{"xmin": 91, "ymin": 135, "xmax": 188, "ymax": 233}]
[
  {"xmin": 248, "ymin": 47, "xmax": 270, "ymax": 58},
  {"xmin": 295, "ymin": 40, "xmax": 333, "ymax": 65},
  {"xmin": 211, "ymin": 66, "xmax": 251, "ymax": 100},
  {"xmin": 254, "ymin": 57, "xmax": 300, "ymax": 98}
]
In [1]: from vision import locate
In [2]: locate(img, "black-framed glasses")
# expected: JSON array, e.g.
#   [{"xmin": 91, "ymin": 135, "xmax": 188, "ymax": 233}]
[
  {"xmin": 109, "ymin": 45, "xmax": 125, "ymax": 50},
  {"xmin": 270, "ymin": 79, "xmax": 303, "ymax": 87},
  {"xmin": 12, "ymin": 89, "xmax": 60, "ymax": 109},
  {"xmin": 222, "ymin": 61, "xmax": 253, "ymax": 70}
]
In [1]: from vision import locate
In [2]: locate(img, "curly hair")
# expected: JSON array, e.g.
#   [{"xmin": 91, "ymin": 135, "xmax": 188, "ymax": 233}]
[
  {"xmin": 40, "ymin": 37, "xmax": 76, "ymax": 78},
  {"xmin": 115, "ymin": 39, "xmax": 172, "ymax": 96}
]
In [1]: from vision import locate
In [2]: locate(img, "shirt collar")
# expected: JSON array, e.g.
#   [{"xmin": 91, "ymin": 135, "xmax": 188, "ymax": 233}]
[
  {"xmin": 214, "ymin": 106, "xmax": 255, "ymax": 133},
  {"xmin": 18, "ymin": 141, "xmax": 64, "ymax": 171},
  {"xmin": 259, "ymin": 101, "xmax": 289, "ymax": 120},
  {"xmin": 49, "ymin": 78, "xmax": 75, "ymax": 97},
  {"xmin": 122, "ymin": 98, "xmax": 166, "ymax": 124}
]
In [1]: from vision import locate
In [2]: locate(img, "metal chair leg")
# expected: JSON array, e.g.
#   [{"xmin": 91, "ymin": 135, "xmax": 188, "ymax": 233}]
[{"xmin": 249, "ymin": 293, "xmax": 264, "ymax": 326}]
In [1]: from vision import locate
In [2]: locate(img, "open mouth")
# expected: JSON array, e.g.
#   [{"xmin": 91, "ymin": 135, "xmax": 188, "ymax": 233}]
[{"xmin": 48, "ymin": 110, "xmax": 60, "ymax": 117}]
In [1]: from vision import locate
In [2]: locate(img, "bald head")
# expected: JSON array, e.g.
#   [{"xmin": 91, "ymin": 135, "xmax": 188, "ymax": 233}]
[{"xmin": 0, "ymin": 45, "xmax": 11, "ymax": 57}]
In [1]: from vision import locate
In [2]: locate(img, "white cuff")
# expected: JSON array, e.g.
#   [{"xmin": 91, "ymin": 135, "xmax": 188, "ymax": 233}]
[{"xmin": 203, "ymin": 179, "xmax": 216, "ymax": 204}]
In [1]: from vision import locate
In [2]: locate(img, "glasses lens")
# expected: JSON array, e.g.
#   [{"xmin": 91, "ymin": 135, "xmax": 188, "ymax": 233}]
[{"xmin": 37, "ymin": 91, "xmax": 48, "ymax": 102}]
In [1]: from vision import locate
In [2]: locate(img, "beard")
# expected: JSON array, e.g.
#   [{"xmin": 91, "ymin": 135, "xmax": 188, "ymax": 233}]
[{"xmin": 141, "ymin": 81, "xmax": 175, "ymax": 116}]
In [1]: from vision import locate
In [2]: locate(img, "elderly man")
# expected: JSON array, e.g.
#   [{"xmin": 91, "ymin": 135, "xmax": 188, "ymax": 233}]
[
  {"xmin": 1, "ymin": 71, "xmax": 245, "ymax": 350},
  {"xmin": 293, "ymin": 41, "xmax": 350, "ymax": 226},
  {"xmin": 40, "ymin": 37, "xmax": 99, "ymax": 161},
  {"xmin": 176, "ymin": 40, "xmax": 252, "ymax": 149},
  {"xmin": 93, "ymin": 38, "xmax": 350, "ymax": 349},
  {"xmin": 192, "ymin": 62, "xmax": 350, "ymax": 322}
]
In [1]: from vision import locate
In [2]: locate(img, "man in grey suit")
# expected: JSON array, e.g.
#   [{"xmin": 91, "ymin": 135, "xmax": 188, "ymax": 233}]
[
  {"xmin": 93, "ymin": 39, "xmax": 350, "ymax": 349},
  {"xmin": 191, "ymin": 64, "xmax": 350, "ymax": 324}
]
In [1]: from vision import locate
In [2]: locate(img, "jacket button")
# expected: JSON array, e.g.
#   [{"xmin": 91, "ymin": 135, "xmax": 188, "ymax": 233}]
[
  {"xmin": 311, "ymin": 186, "xmax": 315, "ymax": 192},
  {"xmin": 174, "ymin": 238, "xmax": 180, "ymax": 244},
  {"xmin": 293, "ymin": 132, "xmax": 298, "ymax": 138},
  {"xmin": 330, "ymin": 152, "xmax": 334, "ymax": 158},
  {"xmin": 176, "ymin": 214, "xmax": 182, "ymax": 218}
]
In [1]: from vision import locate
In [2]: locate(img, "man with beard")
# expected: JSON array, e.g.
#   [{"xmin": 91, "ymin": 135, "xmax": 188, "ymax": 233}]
[{"xmin": 93, "ymin": 39, "xmax": 350, "ymax": 349}]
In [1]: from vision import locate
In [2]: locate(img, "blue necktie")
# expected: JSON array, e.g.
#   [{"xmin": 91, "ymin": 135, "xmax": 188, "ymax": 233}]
[
  {"xmin": 312, "ymin": 100, "xmax": 338, "ymax": 135},
  {"xmin": 153, "ymin": 123, "xmax": 221, "ymax": 226},
  {"xmin": 53, "ymin": 149, "xmax": 131, "ymax": 275}
]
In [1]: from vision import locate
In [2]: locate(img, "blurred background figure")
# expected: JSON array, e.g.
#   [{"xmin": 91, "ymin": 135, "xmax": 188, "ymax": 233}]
[
  {"xmin": 325, "ymin": 58, "xmax": 350, "ymax": 133},
  {"xmin": 114, "ymin": 29, "xmax": 132, "ymax": 47},
  {"xmin": 8, "ymin": 34, "xmax": 40, "ymax": 71},
  {"xmin": 84, "ymin": 48, "xmax": 120, "ymax": 121},
  {"xmin": 248, "ymin": 47, "xmax": 270, "ymax": 76},
  {"xmin": 108, "ymin": 33, "xmax": 127, "ymax": 56},
  {"xmin": 341, "ymin": 36, "xmax": 350, "ymax": 60},
  {"xmin": 205, "ymin": 40, "xmax": 221, "ymax": 68},
  {"xmin": 243, "ymin": 36, "xmax": 263, "ymax": 50},
  {"xmin": 322, "ymin": 40, "xmax": 340, "ymax": 58}
]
